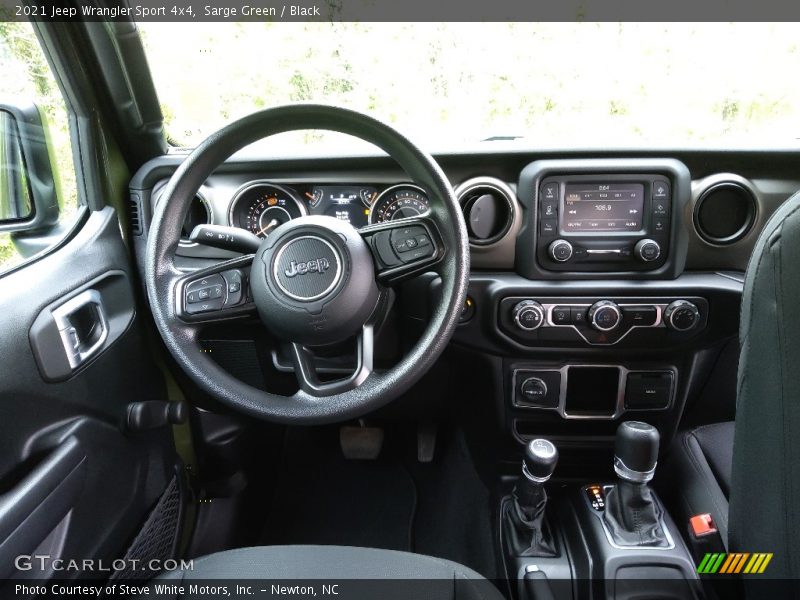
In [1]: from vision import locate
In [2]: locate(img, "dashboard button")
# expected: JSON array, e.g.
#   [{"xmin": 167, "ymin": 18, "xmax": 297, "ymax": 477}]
[
  {"xmin": 588, "ymin": 300, "xmax": 622, "ymax": 332},
  {"xmin": 653, "ymin": 180, "xmax": 670, "ymax": 200},
  {"xmin": 552, "ymin": 306, "xmax": 571, "ymax": 325},
  {"xmin": 652, "ymin": 199, "xmax": 670, "ymax": 217},
  {"xmin": 541, "ymin": 183, "xmax": 558, "ymax": 202},
  {"xmin": 571, "ymin": 307, "xmax": 588, "ymax": 325},
  {"xmin": 540, "ymin": 219, "xmax": 558, "ymax": 236},
  {"xmin": 653, "ymin": 218, "xmax": 668, "ymax": 233},
  {"xmin": 520, "ymin": 377, "xmax": 548, "ymax": 403},
  {"xmin": 541, "ymin": 199, "xmax": 558, "ymax": 218},
  {"xmin": 625, "ymin": 372, "xmax": 673, "ymax": 409},
  {"xmin": 622, "ymin": 305, "xmax": 658, "ymax": 327},
  {"xmin": 549, "ymin": 239, "xmax": 573, "ymax": 262}
]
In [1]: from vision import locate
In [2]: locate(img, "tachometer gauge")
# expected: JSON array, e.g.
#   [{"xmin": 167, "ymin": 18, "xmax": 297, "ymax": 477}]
[
  {"xmin": 229, "ymin": 182, "xmax": 307, "ymax": 238},
  {"xmin": 369, "ymin": 184, "xmax": 430, "ymax": 224}
]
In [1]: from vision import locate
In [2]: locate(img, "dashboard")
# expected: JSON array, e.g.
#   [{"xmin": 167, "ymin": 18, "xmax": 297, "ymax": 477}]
[{"xmin": 130, "ymin": 148, "xmax": 800, "ymax": 445}]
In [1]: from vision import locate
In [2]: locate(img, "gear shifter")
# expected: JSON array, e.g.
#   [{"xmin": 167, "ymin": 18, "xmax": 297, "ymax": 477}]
[
  {"xmin": 506, "ymin": 439, "xmax": 559, "ymax": 557},
  {"xmin": 603, "ymin": 421, "xmax": 669, "ymax": 547}
]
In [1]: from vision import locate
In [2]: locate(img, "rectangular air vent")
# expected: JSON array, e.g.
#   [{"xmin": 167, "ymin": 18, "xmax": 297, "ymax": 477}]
[{"xmin": 129, "ymin": 193, "xmax": 143, "ymax": 235}]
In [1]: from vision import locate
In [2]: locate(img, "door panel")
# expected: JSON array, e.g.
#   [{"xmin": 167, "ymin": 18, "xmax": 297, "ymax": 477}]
[{"xmin": 0, "ymin": 207, "xmax": 176, "ymax": 581}]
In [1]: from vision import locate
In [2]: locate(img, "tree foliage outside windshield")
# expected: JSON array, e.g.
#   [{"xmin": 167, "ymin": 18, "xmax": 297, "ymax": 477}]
[{"xmin": 139, "ymin": 22, "xmax": 800, "ymax": 149}]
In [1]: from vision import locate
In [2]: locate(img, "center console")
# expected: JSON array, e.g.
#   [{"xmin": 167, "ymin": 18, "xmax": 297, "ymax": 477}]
[{"xmin": 501, "ymin": 426, "xmax": 703, "ymax": 600}]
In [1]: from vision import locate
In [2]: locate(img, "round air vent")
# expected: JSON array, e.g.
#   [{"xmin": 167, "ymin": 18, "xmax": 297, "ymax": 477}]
[
  {"xmin": 455, "ymin": 177, "xmax": 516, "ymax": 246},
  {"xmin": 180, "ymin": 194, "xmax": 212, "ymax": 245},
  {"xmin": 694, "ymin": 181, "xmax": 756, "ymax": 245}
]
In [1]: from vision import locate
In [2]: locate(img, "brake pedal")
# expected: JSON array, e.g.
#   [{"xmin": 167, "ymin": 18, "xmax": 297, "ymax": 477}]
[{"xmin": 339, "ymin": 423, "xmax": 384, "ymax": 460}]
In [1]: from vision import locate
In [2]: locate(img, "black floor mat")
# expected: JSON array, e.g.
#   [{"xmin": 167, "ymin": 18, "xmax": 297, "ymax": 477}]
[{"xmin": 261, "ymin": 429, "xmax": 417, "ymax": 551}]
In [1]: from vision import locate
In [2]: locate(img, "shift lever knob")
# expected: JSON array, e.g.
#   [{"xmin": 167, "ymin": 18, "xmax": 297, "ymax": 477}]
[
  {"xmin": 614, "ymin": 421, "xmax": 659, "ymax": 483},
  {"xmin": 523, "ymin": 439, "xmax": 559, "ymax": 483}
]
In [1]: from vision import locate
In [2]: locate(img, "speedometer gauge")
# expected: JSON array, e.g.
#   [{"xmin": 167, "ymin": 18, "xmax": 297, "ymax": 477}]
[
  {"xmin": 229, "ymin": 182, "xmax": 307, "ymax": 238},
  {"xmin": 369, "ymin": 184, "xmax": 430, "ymax": 224}
]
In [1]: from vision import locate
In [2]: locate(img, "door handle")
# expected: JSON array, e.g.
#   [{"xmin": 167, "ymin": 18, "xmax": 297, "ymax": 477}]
[{"xmin": 51, "ymin": 289, "xmax": 109, "ymax": 369}]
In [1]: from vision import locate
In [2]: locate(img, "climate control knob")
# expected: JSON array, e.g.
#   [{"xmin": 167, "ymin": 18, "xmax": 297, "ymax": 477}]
[
  {"xmin": 588, "ymin": 300, "xmax": 622, "ymax": 332},
  {"xmin": 549, "ymin": 239, "xmax": 574, "ymax": 263},
  {"xmin": 634, "ymin": 238, "xmax": 662, "ymax": 263},
  {"xmin": 512, "ymin": 300, "xmax": 545, "ymax": 331},
  {"xmin": 664, "ymin": 300, "xmax": 701, "ymax": 332}
]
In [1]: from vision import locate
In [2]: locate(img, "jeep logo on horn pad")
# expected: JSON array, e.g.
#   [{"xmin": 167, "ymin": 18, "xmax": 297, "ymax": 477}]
[
  {"xmin": 284, "ymin": 257, "xmax": 331, "ymax": 278},
  {"xmin": 273, "ymin": 236, "xmax": 342, "ymax": 301}
]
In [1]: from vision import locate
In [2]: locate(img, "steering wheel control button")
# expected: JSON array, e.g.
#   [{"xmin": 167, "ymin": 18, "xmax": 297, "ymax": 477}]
[
  {"xmin": 221, "ymin": 269, "xmax": 245, "ymax": 306},
  {"xmin": 549, "ymin": 239, "xmax": 573, "ymax": 263},
  {"xmin": 622, "ymin": 305, "xmax": 658, "ymax": 327},
  {"xmin": 634, "ymin": 238, "xmax": 661, "ymax": 262},
  {"xmin": 588, "ymin": 300, "xmax": 622, "ymax": 332},
  {"xmin": 273, "ymin": 235, "xmax": 342, "ymax": 302},
  {"xmin": 512, "ymin": 300, "xmax": 545, "ymax": 331},
  {"xmin": 185, "ymin": 275, "xmax": 225, "ymax": 312},
  {"xmin": 664, "ymin": 300, "xmax": 701, "ymax": 331},
  {"xmin": 390, "ymin": 226, "xmax": 435, "ymax": 263}
]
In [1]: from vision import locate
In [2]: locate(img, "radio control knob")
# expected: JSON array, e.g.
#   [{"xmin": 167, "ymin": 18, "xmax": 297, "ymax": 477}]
[
  {"xmin": 512, "ymin": 300, "xmax": 545, "ymax": 331},
  {"xmin": 549, "ymin": 239, "xmax": 574, "ymax": 263},
  {"xmin": 634, "ymin": 238, "xmax": 661, "ymax": 262},
  {"xmin": 588, "ymin": 300, "xmax": 622, "ymax": 332},
  {"xmin": 664, "ymin": 300, "xmax": 701, "ymax": 332}
]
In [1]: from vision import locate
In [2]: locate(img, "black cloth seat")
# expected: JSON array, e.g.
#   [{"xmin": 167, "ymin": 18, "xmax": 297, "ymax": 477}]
[
  {"xmin": 660, "ymin": 422, "xmax": 734, "ymax": 546},
  {"xmin": 153, "ymin": 545, "xmax": 504, "ymax": 600}
]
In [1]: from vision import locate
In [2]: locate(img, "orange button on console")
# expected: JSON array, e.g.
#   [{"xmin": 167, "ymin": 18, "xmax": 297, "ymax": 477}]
[{"xmin": 690, "ymin": 513, "xmax": 718, "ymax": 537}]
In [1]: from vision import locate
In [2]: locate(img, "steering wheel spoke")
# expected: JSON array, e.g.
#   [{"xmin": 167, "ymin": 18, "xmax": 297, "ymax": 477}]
[
  {"xmin": 359, "ymin": 215, "xmax": 445, "ymax": 285},
  {"xmin": 175, "ymin": 254, "xmax": 257, "ymax": 323},
  {"xmin": 289, "ymin": 324, "xmax": 374, "ymax": 396}
]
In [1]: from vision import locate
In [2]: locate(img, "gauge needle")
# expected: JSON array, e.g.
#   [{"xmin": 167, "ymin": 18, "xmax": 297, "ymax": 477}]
[{"xmin": 257, "ymin": 219, "xmax": 280, "ymax": 237}]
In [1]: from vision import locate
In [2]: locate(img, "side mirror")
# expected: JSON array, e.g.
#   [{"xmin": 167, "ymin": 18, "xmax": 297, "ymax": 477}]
[{"xmin": 0, "ymin": 102, "xmax": 59, "ymax": 233}]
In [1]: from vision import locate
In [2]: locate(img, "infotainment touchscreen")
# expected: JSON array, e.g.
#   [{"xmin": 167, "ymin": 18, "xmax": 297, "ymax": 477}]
[{"xmin": 562, "ymin": 183, "xmax": 644, "ymax": 232}]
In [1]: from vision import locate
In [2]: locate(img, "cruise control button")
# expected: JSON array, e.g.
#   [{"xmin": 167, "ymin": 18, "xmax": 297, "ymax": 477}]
[
  {"xmin": 394, "ymin": 239, "xmax": 409, "ymax": 253},
  {"xmin": 185, "ymin": 297, "xmax": 224, "ymax": 315},
  {"xmin": 405, "ymin": 237, "xmax": 418, "ymax": 249},
  {"xmin": 552, "ymin": 306, "xmax": 571, "ymax": 324},
  {"xmin": 416, "ymin": 235, "xmax": 431, "ymax": 247},
  {"xmin": 403, "ymin": 246, "xmax": 435, "ymax": 262}
]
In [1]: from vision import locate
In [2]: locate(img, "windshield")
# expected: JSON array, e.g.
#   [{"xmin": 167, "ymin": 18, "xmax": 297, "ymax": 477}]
[{"xmin": 139, "ymin": 23, "xmax": 800, "ymax": 150}]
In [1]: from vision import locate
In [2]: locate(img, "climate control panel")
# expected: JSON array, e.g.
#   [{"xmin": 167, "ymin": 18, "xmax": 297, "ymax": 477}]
[{"xmin": 498, "ymin": 296, "xmax": 707, "ymax": 346}]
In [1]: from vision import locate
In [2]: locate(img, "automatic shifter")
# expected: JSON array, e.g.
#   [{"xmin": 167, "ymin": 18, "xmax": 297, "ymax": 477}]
[
  {"xmin": 603, "ymin": 421, "xmax": 669, "ymax": 548},
  {"xmin": 506, "ymin": 438, "xmax": 559, "ymax": 557}
]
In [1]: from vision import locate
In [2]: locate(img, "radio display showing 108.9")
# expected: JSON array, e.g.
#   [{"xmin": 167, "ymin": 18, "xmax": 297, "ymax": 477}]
[{"xmin": 562, "ymin": 183, "xmax": 644, "ymax": 232}]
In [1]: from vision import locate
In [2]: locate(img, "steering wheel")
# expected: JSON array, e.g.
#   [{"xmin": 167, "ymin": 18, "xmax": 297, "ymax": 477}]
[{"xmin": 145, "ymin": 105, "xmax": 470, "ymax": 424}]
